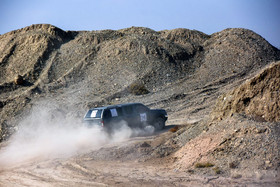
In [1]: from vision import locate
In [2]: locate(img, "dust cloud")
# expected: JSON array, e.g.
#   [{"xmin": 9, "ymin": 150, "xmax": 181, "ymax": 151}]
[{"xmin": 0, "ymin": 101, "xmax": 154, "ymax": 168}]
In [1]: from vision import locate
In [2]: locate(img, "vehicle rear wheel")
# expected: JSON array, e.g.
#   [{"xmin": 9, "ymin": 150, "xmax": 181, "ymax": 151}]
[{"xmin": 153, "ymin": 118, "xmax": 165, "ymax": 130}]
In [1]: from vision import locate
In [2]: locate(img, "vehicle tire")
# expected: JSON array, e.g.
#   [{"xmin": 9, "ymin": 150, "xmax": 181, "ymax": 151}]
[{"xmin": 153, "ymin": 118, "xmax": 165, "ymax": 130}]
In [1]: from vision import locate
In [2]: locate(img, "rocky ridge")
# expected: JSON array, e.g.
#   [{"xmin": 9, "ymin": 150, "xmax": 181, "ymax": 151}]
[
  {"xmin": 0, "ymin": 24, "xmax": 280, "ymax": 185},
  {"xmin": 1, "ymin": 24, "xmax": 279, "ymax": 141}
]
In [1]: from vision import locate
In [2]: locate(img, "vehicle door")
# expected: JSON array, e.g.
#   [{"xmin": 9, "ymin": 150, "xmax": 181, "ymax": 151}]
[
  {"xmin": 122, "ymin": 105, "xmax": 139, "ymax": 127},
  {"xmin": 103, "ymin": 107, "xmax": 123, "ymax": 129},
  {"xmin": 134, "ymin": 104, "xmax": 150, "ymax": 127}
]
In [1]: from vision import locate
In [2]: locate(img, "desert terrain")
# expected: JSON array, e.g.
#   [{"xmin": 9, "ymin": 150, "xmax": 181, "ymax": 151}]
[{"xmin": 0, "ymin": 24, "xmax": 279, "ymax": 186}]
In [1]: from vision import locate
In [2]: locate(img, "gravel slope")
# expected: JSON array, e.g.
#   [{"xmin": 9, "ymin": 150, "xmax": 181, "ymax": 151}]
[{"xmin": 0, "ymin": 24, "xmax": 279, "ymax": 186}]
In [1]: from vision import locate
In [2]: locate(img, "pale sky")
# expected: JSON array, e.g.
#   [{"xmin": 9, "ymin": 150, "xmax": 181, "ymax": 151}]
[{"xmin": 1, "ymin": 0, "xmax": 279, "ymax": 48}]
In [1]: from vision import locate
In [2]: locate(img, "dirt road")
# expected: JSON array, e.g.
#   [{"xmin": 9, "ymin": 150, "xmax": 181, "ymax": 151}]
[{"xmin": 1, "ymin": 131, "xmax": 278, "ymax": 187}]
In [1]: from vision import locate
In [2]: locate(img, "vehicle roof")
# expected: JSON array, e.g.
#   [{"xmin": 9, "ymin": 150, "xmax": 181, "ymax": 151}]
[{"xmin": 89, "ymin": 103, "xmax": 144, "ymax": 110}]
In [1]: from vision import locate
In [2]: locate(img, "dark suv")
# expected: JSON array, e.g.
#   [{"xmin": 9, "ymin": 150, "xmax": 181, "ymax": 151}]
[{"xmin": 83, "ymin": 103, "xmax": 167, "ymax": 131}]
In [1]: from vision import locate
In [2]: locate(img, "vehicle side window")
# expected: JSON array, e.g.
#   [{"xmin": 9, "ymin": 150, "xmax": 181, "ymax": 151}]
[
  {"xmin": 116, "ymin": 107, "xmax": 123, "ymax": 116},
  {"xmin": 104, "ymin": 107, "xmax": 123, "ymax": 118},
  {"xmin": 85, "ymin": 110, "xmax": 92, "ymax": 118},
  {"xmin": 110, "ymin": 108, "xmax": 118, "ymax": 117},
  {"xmin": 123, "ymin": 105, "xmax": 133, "ymax": 115},
  {"xmin": 103, "ymin": 109, "xmax": 111, "ymax": 119}
]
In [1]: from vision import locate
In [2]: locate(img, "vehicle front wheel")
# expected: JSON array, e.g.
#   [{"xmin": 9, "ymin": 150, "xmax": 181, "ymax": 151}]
[{"xmin": 153, "ymin": 118, "xmax": 165, "ymax": 130}]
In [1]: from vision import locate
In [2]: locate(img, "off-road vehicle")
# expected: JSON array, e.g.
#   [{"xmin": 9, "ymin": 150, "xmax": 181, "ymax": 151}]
[{"xmin": 83, "ymin": 103, "xmax": 167, "ymax": 131}]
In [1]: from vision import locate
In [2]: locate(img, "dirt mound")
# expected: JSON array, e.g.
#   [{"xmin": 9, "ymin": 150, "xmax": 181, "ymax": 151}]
[
  {"xmin": 0, "ymin": 24, "xmax": 74, "ymax": 85},
  {"xmin": 169, "ymin": 61, "xmax": 280, "ymax": 178},
  {"xmin": 212, "ymin": 61, "xmax": 280, "ymax": 122},
  {"xmin": 198, "ymin": 28, "xmax": 280, "ymax": 84},
  {"xmin": 1, "ymin": 24, "xmax": 280, "ymax": 186},
  {"xmin": 0, "ymin": 24, "xmax": 280, "ymax": 142},
  {"xmin": 171, "ymin": 114, "xmax": 280, "ymax": 179}
]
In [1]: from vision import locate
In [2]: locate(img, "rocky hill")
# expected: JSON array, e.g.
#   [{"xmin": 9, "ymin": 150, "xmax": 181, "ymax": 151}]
[
  {"xmin": 212, "ymin": 61, "xmax": 280, "ymax": 122},
  {"xmin": 0, "ymin": 24, "xmax": 280, "ymax": 185},
  {"xmin": 1, "ymin": 24, "xmax": 279, "ymax": 141}
]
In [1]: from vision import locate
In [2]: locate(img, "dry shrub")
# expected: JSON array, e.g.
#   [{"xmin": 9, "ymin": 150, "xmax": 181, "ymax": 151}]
[
  {"xmin": 14, "ymin": 75, "xmax": 24, "ymax": 85},
  {"xmin": 169, "ymin": 126, "xmax": 179, "ymax": 133},
  {"xmin": 229, "ymin": 161, "xmax": 238, "ymax": 169},
  {"xmin": 128, "ymin": 82, "xmax": 149, "ymax": 95},
  {"xmin": 195, "ymin": 162, "xmax": 214, "ymax": 168},
  {"xmin": 213, "ymin": 167, "xmax": 221, "ymax": 174}
]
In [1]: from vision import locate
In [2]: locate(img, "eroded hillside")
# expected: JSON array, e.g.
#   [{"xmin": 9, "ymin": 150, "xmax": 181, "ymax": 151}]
[
  {"xmin": 0, "ymin": 24, "xmax": 280, "ymax": 186},
  {"xmin": 212, "ymin": 61, "xmax": 280, "ymax": 122},
  {"xmin": 1, "ymin": 24, "xmax": 279, "ymax": 141}
]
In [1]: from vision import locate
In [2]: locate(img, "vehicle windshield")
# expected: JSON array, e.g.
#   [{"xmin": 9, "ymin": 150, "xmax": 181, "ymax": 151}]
[{"xmin": 85, "ymin": 109, "xmax": 102, "ymax": 118}]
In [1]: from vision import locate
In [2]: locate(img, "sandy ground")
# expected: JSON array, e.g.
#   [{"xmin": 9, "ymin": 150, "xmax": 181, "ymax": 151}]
[
  {"xmin": 2, "ymin": 160, "xmax": 276, "ymax": 187},
  {"xmin": 0, "ymin": 129, "xmax": 279, "ymax": 187}
]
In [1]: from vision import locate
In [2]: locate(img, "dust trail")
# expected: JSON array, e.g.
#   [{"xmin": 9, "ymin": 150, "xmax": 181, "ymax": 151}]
[
  {"xmin": 0, "ymin": 101, "xmax": 154, "ymax": 168},
  {"xmin": 0, "ymin": 102, "xmax": 107, "ymax": 167}
]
